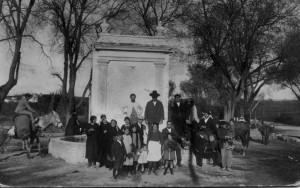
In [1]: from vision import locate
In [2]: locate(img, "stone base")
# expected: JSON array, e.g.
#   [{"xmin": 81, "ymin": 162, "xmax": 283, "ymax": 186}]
[{"xmin": 49, "ymin": 135, "xmax": 87, "ymax": 164}]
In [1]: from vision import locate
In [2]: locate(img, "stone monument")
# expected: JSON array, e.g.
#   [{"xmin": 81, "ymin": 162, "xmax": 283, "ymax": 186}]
[{"xmin": 90, "ymin": 21, "xmax": 172, "ymax": 130}]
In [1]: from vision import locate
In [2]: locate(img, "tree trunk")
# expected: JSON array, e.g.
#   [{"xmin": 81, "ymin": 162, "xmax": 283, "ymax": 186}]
[
  {"xmin": 65, "ymin": 63, "xmax": 77, "ymax": 125},
  {"xmin": 224, "ymin": 100, "xmax": 236, "ymax": 121}
]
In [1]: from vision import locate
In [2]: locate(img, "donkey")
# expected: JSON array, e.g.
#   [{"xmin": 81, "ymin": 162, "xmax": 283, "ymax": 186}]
[
  {"xmin": 0, "ymin": 110, "xmax": 63, "ymax": 158},
  {"xmin": 259, "ymin": 124, "xmax": 274, "ymax": 145}
]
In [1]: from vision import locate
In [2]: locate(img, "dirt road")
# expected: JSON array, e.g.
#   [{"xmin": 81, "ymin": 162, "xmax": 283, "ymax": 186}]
[{"xmin": 0, "ymin": 128, "xmax": 299, "ymax": 187}]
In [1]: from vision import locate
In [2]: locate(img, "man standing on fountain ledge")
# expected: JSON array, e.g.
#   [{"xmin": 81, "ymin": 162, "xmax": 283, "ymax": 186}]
[
  {"xmin": 144, "ymin": 90, "xmax": 164, "ymax": 133},
  {"xmin": 121, "ymin": 93, "xmax": 143, "ymax": 125},
  {"xmin": 171, "ymin": 94, "xmax": 188, "ymax": 138}
]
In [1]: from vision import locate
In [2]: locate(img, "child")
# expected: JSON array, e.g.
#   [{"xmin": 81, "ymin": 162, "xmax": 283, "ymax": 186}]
[
  {"xmin": 162, "ymin": 134, "xmax": 177, "ymax": 175},
  {"xmin": 136, "ymin": 144, "xmax": 148, "ymax": 174},
  {"xmin": 123, "ymin": 127, "xmax": 134, "ymax": 177},
  {"xmin": 131, "ymin": 125, "xmax": 142, "ymax": 174},
  {"xmin": 226, "ymin": 119, "xmax": 235, "ymax": 150},
  {"xmin": 121, "ymin": 117, "xmax": 131, "ymax": 133},
  {"xmin": 111, "ymin": 132, "xmax": 126, "ymax": 182}
]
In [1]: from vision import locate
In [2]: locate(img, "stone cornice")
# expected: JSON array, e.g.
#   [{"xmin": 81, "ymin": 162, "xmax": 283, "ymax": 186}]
[{"xmin": 94, "ymin": 33, "xmax": 172, "ymax": 53}]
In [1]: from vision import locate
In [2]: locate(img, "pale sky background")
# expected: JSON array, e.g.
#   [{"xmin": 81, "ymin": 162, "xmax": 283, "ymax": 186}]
[{"xmin": 0, "ymin": 29, "xmax": 296, "ymax": 101}]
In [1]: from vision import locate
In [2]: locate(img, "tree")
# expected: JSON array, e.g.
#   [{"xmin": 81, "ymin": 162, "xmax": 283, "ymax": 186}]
[
  {"xmin": 270, "ymin": 29, "xmax": 300, "ymax": 102},
  {"xmin": 123, "ymin": 0, "xmax": 186, "ymax": 36},
  {"xmin": 41, "ymin": 0, "xmax": 128, "ymax": 124},
  {"xmin": 181, "ymin": 0, "xmax": 298, "ymax": 121},
  {"xmin": 0, "ymin": 0, "xmax": 42, "ymax": 112}
]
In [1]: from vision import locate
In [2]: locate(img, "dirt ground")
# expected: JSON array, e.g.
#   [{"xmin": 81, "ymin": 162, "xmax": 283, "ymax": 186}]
[{"xmin": 0, "ymin": 127, "xmax": 300, "ymax": 187}]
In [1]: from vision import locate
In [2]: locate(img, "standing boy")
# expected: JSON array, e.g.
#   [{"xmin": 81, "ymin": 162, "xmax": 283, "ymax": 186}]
[{"xmin": 111, "ymin": 132, "xmax": 127, "ymax": 182}]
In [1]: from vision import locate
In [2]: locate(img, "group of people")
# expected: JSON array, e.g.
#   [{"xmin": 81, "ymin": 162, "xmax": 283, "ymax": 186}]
[
  {"xmin": 83, "ymin": 90, "xmax": 186, "ymax": 182},
  {"xmin": 64, "ymin": 90, "xmax": 237, "ymax": 181}
]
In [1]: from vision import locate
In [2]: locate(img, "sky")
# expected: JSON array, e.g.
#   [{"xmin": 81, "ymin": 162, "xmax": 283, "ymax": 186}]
[{"xmin": 0, "ymin": 30, "xmax": 297, "ymax": 101}]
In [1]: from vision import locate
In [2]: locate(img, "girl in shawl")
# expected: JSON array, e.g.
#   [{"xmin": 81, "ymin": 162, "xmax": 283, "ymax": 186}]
[
  {"xmin": 131, "ymin": 125, "xmax": 142, "ymax": 174},
  {"xmin": 123, "ymin": 127, "xmax": 134, "ymax": 177},
  {"xmin": 147, "ymin": 123, "xmax": 162, "ymax": 175}
]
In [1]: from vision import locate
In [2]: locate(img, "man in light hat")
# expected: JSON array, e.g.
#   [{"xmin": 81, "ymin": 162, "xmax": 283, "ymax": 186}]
[
  {"xmin": 171, "ymin": 94, "xmax": 188, "ymax": 137},
  {"xmin": 144, "ymin": 90, "xmax": 164, "ymax": 132},
  {"xmin": 121, "ymin": 93, "xmax": 143, "ymax": 125}
]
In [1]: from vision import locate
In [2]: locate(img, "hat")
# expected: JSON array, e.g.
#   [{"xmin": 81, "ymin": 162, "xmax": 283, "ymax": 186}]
[
  {"xmin": 174, "ymin": 94, "xmax": 181, "ymax": 98},
  {"xmin": 124, "ymin": 116, "xmax": 130, "ymax": 121},
  {"xmin": 149, "ymin": 90, "xmax": 160, "ymax": 97},
  {"xmin": 138, "ymin": 115, "xmax": 144, "ymax": 120}
]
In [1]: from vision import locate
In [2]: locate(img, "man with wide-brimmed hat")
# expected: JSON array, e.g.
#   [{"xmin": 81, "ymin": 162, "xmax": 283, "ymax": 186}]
[
  {"xmin": 144, "ymin": 90, "xmax": 164, "ymax": 132},
  {"xmin": 171, "ymin": 94, "xmax": 188, "ymax": 137}
]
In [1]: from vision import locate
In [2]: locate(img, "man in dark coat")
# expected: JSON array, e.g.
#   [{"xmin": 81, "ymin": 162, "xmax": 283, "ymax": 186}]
[
  {"xmin": 162, "ymin": 121, "xmax": 183, "ymax": 167},
  {"xmin": 111, "ymin": 132, "xmax": 127, "ymax": 182},
  {"xmin": 144, "ymin": 90, "xmax": 164, "ymax": 133},
  {"xmin": 65, "ymin": 111, "xmax": 80, "ymax": 136},
  {"xmin": 171, "ymin": 94, "xmax": 187, "ymax": 137}
]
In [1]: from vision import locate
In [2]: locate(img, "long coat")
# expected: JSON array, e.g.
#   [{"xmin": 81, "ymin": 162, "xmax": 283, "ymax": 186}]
[
  {"xmin": 107, "ymin": 125, "xmax": 123, "ymax": 159},
  {"xmin": 65, "ymin": 115, "xmax": 80, "ymax": 136},
  {"xmin": 144, "ymin": 100, "xmax": 164, "ymax": 124},
  {"xmin": 111, "ymin": 140, "xmax": 126, "ymax": 169},
  {"xmin": 85, "ymin": 123, "xmax": 99, "ymax": 160},
  {"xmin": 171, "ymin": 101, "xmax": 187, "ymax": 136},
  {"xmin": 97, "ymin": 122, "xmax": 111, "ymax": 164}
]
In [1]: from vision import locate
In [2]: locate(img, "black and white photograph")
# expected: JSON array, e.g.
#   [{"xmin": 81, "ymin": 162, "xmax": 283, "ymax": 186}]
[{"xmin": 0, "ymin": 0, "xmax": 300, "ymax": 187}]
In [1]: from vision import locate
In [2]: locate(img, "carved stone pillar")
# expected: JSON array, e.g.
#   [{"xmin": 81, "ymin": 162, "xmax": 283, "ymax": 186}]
[
  {"xmin": 91, "ymin": 60, "xmax": 109, "ymax": 117},
  {"xmin": 154, "ymin": 61, "xmax": 166, "ymax": 99}
]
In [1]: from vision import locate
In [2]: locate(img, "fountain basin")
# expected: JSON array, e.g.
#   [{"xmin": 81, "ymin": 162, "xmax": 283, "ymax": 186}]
[{"xmin": 49, "ymin": 135, "xmax": 87, "ymax": 164}]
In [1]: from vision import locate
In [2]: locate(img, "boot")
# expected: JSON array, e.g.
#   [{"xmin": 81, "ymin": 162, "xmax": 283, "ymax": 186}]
[
  {"xmin": 163, "ymin": 168, "xmax": 167, "ymax": 175},
  {"xmin": 170, "ymin": 168, "xmax": 174, "ymax": 175},
  {"xmin": 148, "ymin": 162, "xmax": 152, "ymax": 175}
]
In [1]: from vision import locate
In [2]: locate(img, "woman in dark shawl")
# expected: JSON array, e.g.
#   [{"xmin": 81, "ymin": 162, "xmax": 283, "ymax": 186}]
[
  {"xmin": 106, "ymin": 119, "xmax": 123, "ymax": 169},
  {"xmin": 85, "ymin": 115, "xmax": 99, "ymax": 168},
  {"xmin": 65, "ymin": 111, "xmax": 80, "ymax": 136},
  {"xmin": 97, "ymin": 114, "xmax": 111, "ymax": 168}
]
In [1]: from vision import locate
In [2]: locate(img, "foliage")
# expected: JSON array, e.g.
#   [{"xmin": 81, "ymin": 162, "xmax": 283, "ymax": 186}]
[
  {"xmin": 274, "ymin": 112, "xmax": 295, "ymax": 125},
  {"xmin": 123, "ymin": 0, "xmax": 187, "ymax": 36},
  {"xmin": 0, "ymin": 0, "xmax": 44, "ymax": 112},
  {"xmin": 38, "ymin": 0, "xmax": 128, "ymax": 124},
  {"xmin": 270, "ymin": 29, "xmax": 300, "ymax": 102},
  {"xmin": 180, "ymin": 0, "xmax": 300, "ymax": 120}
]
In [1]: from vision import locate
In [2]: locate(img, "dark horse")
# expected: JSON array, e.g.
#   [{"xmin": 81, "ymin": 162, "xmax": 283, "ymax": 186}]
[
  {"xmin": 231, "ymin": 120, "xmax": 250, "ymax": 156},
  {"xmin": 0, "ymin": 110, "xmax": 63, "ymax": 158}
]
